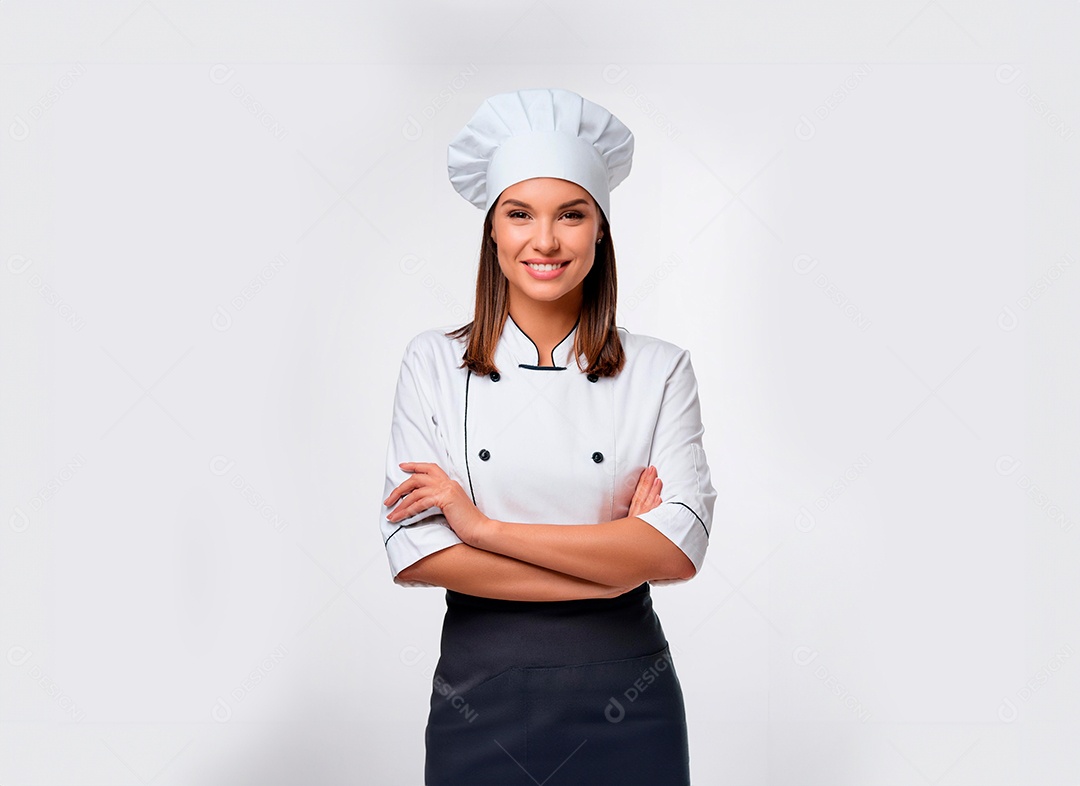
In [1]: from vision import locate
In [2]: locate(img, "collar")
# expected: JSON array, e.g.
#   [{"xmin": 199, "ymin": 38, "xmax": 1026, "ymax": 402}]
[{"xmin": 498, "ymin": 312, "xmax": 581, "ymax": 370}]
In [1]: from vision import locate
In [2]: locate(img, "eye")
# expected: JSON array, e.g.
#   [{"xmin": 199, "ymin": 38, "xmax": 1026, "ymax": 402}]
[
  {"xmin": 561, "ymin": 210, "xmax": 585, "ymax": 221},
  {"xmin": 507, "ymin": 210, "xmax": 529, "ymax": 219}
]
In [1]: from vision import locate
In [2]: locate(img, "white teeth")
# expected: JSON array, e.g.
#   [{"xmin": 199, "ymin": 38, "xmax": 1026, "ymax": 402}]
[{"xmin": 527, "ymin": 263, "xmax": 564, "ymax": 271}]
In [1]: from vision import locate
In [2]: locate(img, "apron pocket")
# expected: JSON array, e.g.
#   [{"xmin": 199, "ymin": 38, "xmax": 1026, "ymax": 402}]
[
  {"xmin": 426, "ymin": 647, "xmax": 690, "ymax": 786},
  {"xmin": 514, "ymin": 644, "xmax": 690, "ymax": 786},
  {"xmin": 426, "ymin": 667, "xmax": 529, "ymax": 786}
]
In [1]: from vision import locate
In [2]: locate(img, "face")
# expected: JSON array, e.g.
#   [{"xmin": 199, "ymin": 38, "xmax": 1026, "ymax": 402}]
[{"xmin": 489, "ymin": 178, "xmax": 604, "ymax": 309}]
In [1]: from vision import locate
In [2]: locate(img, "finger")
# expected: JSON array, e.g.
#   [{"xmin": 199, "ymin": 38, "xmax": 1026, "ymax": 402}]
[
  {"xmin": 387, "ymin": 491, "xmax": 433, "ymax": 522},
  {"xmin": 630, "ymin": 468, "xmax": 656, "ymax": 511},
  {"xmin": 385, "ymin": 469, "xmax": 439, "ymax": 506},
  {"xmin": 398, "ymin": 462, "xmax": 445, "ymax": 478},
  {"xmin": 636, "ymin": 465, "xmax": 655, "ymax": 490},
  {"xmin": 384, "ymin": 475, "xmax": 422, "ymax": 507}
]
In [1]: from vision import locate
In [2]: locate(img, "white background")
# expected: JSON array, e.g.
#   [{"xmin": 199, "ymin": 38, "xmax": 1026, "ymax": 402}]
[{"xmin": 1, "ymin": 1, "xmax": 1078, "ymax": 784}]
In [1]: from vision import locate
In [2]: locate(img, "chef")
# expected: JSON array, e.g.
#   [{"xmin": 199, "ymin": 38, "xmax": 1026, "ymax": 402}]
[{"xmin": 379, "ymin": 87, "xmax": 716, "ymax": 786}]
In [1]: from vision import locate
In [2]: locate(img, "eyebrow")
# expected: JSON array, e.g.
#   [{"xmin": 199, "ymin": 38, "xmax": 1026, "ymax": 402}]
[{"xmin": 499, "ymin": 198, "xmax": 591, "ymax": 210}]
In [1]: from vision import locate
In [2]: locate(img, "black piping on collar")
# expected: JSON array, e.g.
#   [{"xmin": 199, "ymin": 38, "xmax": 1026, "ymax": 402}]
[{"xmin": 506, "ymin": 311, "xmax": 580, "ymax": 370}]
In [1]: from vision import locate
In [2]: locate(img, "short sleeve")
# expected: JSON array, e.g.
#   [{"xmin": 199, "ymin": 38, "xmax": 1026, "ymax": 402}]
[
  {"xmin": 633, "ymin": 348, "xmax": 716, "ymax": 586},
  {"xmin": 379, "ymin": 337, "xmax": 464, "ymax": 587}
]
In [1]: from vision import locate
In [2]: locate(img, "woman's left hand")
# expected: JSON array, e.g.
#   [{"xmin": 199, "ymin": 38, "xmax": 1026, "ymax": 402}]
[{"xmin": 383, "ymin": 462, "xmax": 492, "ymax": 548}]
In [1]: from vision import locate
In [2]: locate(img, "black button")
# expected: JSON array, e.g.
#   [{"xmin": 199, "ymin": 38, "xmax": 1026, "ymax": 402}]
[
  {"xmin": 489, "ymin": 371, "xmax": 501, "ymax": 382},
  {"xmin": 479, "ymin": 449, "xmax": 490, "ymax": 461},
  {"xmin": 587, "ymin": 373, "xmax": 599, "ymax": 383},
  {"xmin": 591, "ymin": 451, "xmax": 604, "ymax": 463}
]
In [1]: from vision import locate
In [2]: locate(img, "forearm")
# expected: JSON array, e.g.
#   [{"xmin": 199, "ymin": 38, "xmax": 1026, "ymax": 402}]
[
  {"xmin": 474, "ymin": 516, "xmax": 694, "ymax": 587},
  {"xmin": 396, "ymin": 544, "xmax": 637, "ymax": 601}
]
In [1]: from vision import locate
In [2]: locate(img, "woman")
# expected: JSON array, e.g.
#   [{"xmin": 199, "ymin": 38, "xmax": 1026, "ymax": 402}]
[{"xmin": 380, "ymin": 88, "xmax": 716, "ymax": 786}]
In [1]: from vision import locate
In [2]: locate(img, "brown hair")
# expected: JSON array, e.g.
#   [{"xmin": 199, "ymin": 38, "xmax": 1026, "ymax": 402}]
[{"xmin": 445, "ymin": 204, "xmax": 626, "ymax": 377}]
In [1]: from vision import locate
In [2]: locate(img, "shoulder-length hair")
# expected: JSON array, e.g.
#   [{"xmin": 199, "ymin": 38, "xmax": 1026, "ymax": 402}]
[{"xmin": 445, "ymin": 204, "xmax": 626, "ymax": 378}]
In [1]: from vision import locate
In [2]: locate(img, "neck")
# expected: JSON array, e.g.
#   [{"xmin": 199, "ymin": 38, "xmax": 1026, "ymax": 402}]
[{"xmin": 506, "ymin": 291, "xmax": 581, "ymax": 356}]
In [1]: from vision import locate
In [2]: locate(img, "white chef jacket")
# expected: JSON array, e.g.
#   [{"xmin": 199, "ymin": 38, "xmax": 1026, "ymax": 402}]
[{"xmin": 379, "ymin": 313, "xmax": 716, "ymax": 588}]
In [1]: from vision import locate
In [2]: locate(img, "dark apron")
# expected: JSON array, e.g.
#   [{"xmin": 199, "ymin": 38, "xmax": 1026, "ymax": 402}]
[{"xmin": 424, "ymin": 582, "xmax": 691, "ymax": 786}]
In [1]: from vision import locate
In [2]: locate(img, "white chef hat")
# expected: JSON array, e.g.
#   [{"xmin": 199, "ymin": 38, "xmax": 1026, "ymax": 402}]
[{"xmin": 447, "ymin": 88, "xmax": 634, "ymax": 220}]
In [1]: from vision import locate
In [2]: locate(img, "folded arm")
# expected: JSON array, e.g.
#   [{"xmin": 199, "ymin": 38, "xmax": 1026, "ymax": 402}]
[
  {"xmin": 472, "ymin": 515, "xmax": 695, "ymax": 587},
  {"xmin": 395, "ymin": 543, "xmax": 638, "ymax": 601},
  {"xmin": 391, "ymin": 465, "xmax": 693, "ymax": 591}
]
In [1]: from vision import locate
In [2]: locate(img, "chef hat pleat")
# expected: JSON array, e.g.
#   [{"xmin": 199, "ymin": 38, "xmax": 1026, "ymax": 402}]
[{"xmin": 447, "ymin": 88, "xmax": 634, "ymax": 219}]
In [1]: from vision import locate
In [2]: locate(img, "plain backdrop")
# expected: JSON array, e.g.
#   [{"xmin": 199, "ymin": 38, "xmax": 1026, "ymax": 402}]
[{"xmin": 1, "ymin": 1, "xmax": 1078, "ymax": 784}]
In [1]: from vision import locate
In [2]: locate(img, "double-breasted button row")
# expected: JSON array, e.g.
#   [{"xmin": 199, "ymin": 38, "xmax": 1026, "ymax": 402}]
[
  {"xmin": 476, "ymin": 449, "xmax": 604, "ymax": 463},
  {"xmin": 488, "ymin": 369, "xmax": 596, "ymax": 383}
]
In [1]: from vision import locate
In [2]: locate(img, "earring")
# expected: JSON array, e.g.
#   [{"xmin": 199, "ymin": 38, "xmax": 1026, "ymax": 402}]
[{"xmin": 596, "ymin": 236, "xmax": 602, "ymax": 244}]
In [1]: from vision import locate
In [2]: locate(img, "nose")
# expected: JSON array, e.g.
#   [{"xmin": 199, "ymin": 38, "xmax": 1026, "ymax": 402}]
[{"xmin": 532, "ymin": 219, "xmax": 559, "ymax": 254}]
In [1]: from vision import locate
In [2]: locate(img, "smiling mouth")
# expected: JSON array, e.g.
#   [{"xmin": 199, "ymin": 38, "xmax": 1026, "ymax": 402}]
[{"xmin": 523, "ymin": 261, "xmax": 570, "ymax": 271}]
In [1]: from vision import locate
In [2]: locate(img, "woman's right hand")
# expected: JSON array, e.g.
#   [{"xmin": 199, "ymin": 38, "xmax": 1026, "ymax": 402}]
[
  {"xmin": 628, "ymin": 464, "xmax": 663, "ymax": 518},
  {"xmin": 585, "ymin": 466, "xmax": 664, "ymax": 599}
]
